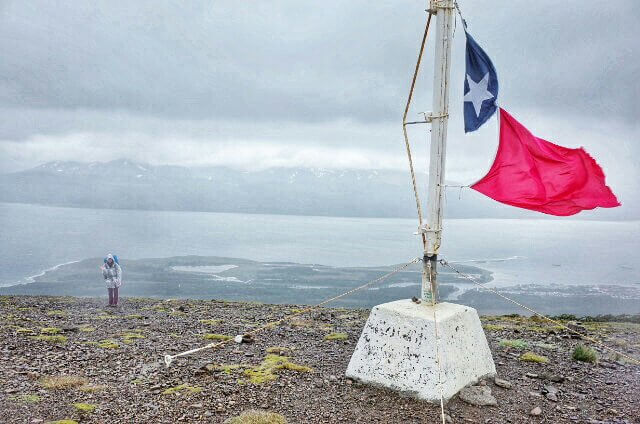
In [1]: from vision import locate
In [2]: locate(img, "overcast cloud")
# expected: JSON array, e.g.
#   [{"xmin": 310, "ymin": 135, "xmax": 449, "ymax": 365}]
[{"xmin": 0, "ymin": 0, "xmax": 638, "ymax": 200}]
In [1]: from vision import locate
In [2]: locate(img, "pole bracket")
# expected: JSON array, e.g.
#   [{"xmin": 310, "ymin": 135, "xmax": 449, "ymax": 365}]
[
  {"xmin": 428, "ymin": 0, "xmax": 455, "ymax": 14},
  {"xmin": 420, "ymin": 111, "xmax": 449, "ymax": 123},
  {"xmin": 418, "ymin": 224, "xmax": 442, "ymax": 235}
]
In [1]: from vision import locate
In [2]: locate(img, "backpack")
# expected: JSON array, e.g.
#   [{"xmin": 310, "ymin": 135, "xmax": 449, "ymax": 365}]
[{"xmin": 103, "ymin": 255, "xmax": 120, "ymax": 265}]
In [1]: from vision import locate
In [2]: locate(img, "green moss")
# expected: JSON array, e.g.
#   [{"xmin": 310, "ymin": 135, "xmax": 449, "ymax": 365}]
[
  {"xmin": 266, "ymin": 346, "xmax": 292, "ymax": 355},
  {"xmin": 96, "ymin": 314, "xmax": 118, "ymax": 320},
  {"xmin": 46, "ymin": 310, "xmax": 67, "ymax": 317},
  {"xmin": 483, "ymin": 324, "xmax": 506, "ymax": 331},
  {"xmin": 46, "ymin": 420, "xmax": 78, "ymax": 424},
  {"xmin": 40, "ymin": 327, "xmax": 62, "ymax": 334},
  {"xmin": 122, "ymin": 332, "xmax": 145, "ymax": 344},
  {"xmin": 98, "ymin": 339, "xmax": 119, "ymax": 349},
  {"xmin": 8, "ymin": 394, "xmax": 41, "ymax": 404},
  {"xmin": 244, "ymin": 354, "xmax": 312, "ymax": 384},
  {"xmin": 324, "ymin": 332, "xmax": 348, "ymax": 341},
  {"xmin": 572, "ymin": 344, "xmax": 598, "ymax": 363},
  {"xmin": 16, "ymin": 327, "xmax": 35, "ymax": 334},
  {"xmin": 72, "ymin": 403, "xmax": 96, "ymax": 413},
  {"xmin": 202, "ymin": 333, "xmax": 232, "ymax": 341},
  {"xmin": 520, "ymin": 352, "xmax": 549, "ymax": 363},
  {"xmin": 124, "ymin": 314, "xmax": 144, "ymax": 320},
  {"xmin": 79, "ymin": 326, "xmax": 96, "ymax": 332},
  {"xmin": 31, "ymin": 335, "xmax": 68, "ymax": 344},
  {"xmin": 212, "ymin": 364, "xmax": 243, "ymax": 374},
  {"xmin": 226, "ymin": 410, "xmax": 287, "ymax": 424},
  {"xmin": 199, "ymin": 319, "xmax": 222, "ymax": 325},
  {"xmin": 499, "ymin": 339, "xmax": 529, "ymax": 349},
  {"xmin": 162, "ymin": 384, "xmax": 202, "ymax": 395}
]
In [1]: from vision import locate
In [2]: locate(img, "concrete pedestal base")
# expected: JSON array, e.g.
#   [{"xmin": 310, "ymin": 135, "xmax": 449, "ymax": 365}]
[{"xmin": 345, "ymin": 300, "xmax": 495, "ymax": 402}]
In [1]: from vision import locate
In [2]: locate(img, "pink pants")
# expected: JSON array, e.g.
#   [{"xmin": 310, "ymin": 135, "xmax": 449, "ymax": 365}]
[{"xmin": 108, "ymin": 287, "xmax": 119, "ymax": 305}]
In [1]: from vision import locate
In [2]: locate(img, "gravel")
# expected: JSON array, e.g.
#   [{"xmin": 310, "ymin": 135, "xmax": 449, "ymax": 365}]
[{"xmin": 0, "ymin": 296, "xmax": 638, "ymax": 423}]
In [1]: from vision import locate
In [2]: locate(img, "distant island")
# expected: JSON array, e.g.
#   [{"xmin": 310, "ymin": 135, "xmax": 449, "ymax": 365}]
[
  {"xmin": 2, "ymin": 160, "xmax": 635, "ymax": 219},
  {"xmin": 2, "ymin": 255, "xmax": 638, "ymax": 316}
]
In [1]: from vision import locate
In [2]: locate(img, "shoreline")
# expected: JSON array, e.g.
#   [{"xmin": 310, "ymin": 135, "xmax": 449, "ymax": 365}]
[{"xmin": 0, "ymin": 255, "xmax": 638, "ymax": 316}]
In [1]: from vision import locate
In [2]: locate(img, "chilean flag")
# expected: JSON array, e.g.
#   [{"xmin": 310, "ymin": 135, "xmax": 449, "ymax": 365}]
[{"xmin": 463, "ymin": 30, "xmax": 620, "ymax": 216}]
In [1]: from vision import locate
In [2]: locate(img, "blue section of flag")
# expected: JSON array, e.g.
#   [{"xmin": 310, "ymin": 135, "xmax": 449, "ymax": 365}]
[{"xmin": 464, "ymin": 30, "xmax": 499, "ymax": 133}]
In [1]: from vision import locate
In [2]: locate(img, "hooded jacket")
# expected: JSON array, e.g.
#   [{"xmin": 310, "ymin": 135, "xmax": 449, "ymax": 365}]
[{"xmin": 102, "ymin": 254, "xmax": 122, "ymax": 288}]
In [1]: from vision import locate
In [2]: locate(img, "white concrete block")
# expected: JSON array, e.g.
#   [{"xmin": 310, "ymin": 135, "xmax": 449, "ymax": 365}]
[{"xmin": 346, "ymin": 299, "xmax": 496, "ymax": 402}]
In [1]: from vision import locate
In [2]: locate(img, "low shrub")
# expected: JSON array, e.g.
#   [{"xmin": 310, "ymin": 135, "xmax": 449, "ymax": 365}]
[{"xmin": 572, "ymin": 344, "xmax": 597, "ymax": 363}]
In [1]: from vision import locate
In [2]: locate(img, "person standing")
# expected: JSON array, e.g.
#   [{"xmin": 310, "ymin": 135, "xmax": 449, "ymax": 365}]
[{"xmin": 102, "ymin": 254, "xmax": 122, "ymax": 307}]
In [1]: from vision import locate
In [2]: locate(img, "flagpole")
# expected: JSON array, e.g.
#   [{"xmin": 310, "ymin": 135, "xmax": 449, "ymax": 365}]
[{"xmin": 422, "ymin": 0, "xmax": 455, "ymax": 303}]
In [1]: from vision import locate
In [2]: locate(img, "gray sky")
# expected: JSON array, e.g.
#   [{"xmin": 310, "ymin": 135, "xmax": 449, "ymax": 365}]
[{"xmin": 0, "ymin": 0, "xmax": 638, "ymax": 200}]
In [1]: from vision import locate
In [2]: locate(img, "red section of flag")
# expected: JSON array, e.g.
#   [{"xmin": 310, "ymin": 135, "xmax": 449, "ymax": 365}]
[{"xmin": 471, "ymin": 108, "xmax": 620, "ymax": 216}]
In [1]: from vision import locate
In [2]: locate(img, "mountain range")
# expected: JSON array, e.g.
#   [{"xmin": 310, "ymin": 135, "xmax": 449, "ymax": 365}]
[{"xmin": 0, "ymin": 160, "xmax": 634, "ymax": 219}]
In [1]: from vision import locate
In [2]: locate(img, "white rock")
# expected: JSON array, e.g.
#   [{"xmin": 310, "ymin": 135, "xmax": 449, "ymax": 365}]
[{"xmin": 346, "ymin": 300, "xmax": 496, "ymax": 402}]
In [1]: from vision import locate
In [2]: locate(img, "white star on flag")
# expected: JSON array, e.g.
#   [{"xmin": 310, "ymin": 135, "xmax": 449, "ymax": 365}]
[{"xmin": 464, "ymin": 73, "xmax": 494, "ymax": 117}]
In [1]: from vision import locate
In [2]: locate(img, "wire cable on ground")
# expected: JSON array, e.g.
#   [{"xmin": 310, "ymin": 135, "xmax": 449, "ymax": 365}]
[
  {"xmin": 164, "ymin": 258, "xmax": 421, "ymax": 367},
  {"xmin": 439, "ymin": 259, "xmax": 640, "ymax": 365}
]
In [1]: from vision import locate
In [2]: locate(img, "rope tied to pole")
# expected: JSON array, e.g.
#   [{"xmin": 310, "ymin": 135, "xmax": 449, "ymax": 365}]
[
  {"xmin": 164, "ymin": 258, "xmax": 421, "ymax": 367},
  {"xmin": 402, "ymin": 10, "xmax": 433, "ymax": 250}
]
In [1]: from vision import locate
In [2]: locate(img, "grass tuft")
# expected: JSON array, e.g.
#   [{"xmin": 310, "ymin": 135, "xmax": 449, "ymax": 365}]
[
  {"xmin": 225, "ymin": 410, "xmax": 287, "ymax": 424},
  {"xmin": 499, "ymin": 339, "xmax": 529, "ymax": 349},
  {"xmin": 46, "ymin": 420, "xmax": 78, "ymax": 424},
  {"xmin": 202, "ymin": 333, "xmax": 232, "ymax": 341},
  {"xmin": 46, "ymin": 310, "xmax": 67, "ymax": 317},
  {"xmin": 78, "ymin": 384, "xmax": 107, "ymax": 393},
  {"xmin": 98, "ymin": 339, "xmax": 120, "ymax": 349},
  {"xmin": 122, "ymin": 332, "xmax": 145, "ymax": 344},
  {"xmin": 483, "ymin": 324, "xmax": 506, "ymax": 331},
  {"xmin": 266, "ymin": 346, "xmax": 292, "ymax": 355},
  {"xmin": 324, "ymin": 332, "xmax": 348, "ymax": 341},
  {"xmin": 520, "ymin": 352, "xmax": 549, "ymax": 363},
  {"xmin": 211, "ymin": 364, "xmax": 243, "ymax": 374},
  {"xmin": 40, "ymin": 327, "xmax": 62, "ymax": 334},
  {"xmin": 8, "ymin": 394, "xmax": 41, "ymax": 404},
  {"xmin": 162, "ymin": 384, "xmax": 202, "ymax": 396},
  {"xmin": 31, "ymin": 335, "xmax": 67, "ymax": 344},
  {"xmin": 572, "ymin": 344, "xmax": 598, "ymax": 363},
  {"xmin": 199, "ymin": 319, "xmax": 222, "ymax": 325},
  {"xmin": 72, "ymin": 403, "xmax": 96, "ymax": 413},
  {"xmin": 41, "ymin": 375, "xmax": 88, "ymax": 390}
]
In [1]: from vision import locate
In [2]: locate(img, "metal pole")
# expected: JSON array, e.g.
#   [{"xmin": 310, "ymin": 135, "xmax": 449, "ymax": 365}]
[{"xmin": 421, "ymin": 0, "xmax": 455, "ymax": 303}]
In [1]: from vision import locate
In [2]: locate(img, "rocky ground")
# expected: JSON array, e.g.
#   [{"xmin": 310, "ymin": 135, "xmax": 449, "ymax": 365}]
[{"xmin": 1, "ymin": 295, "xmax": 639, "ymax": 424}]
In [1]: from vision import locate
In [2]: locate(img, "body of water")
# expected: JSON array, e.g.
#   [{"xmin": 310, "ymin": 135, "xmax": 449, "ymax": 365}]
[{"xmin": 1, "ymin": 202, "xmax": 638, "ymax": 292}]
